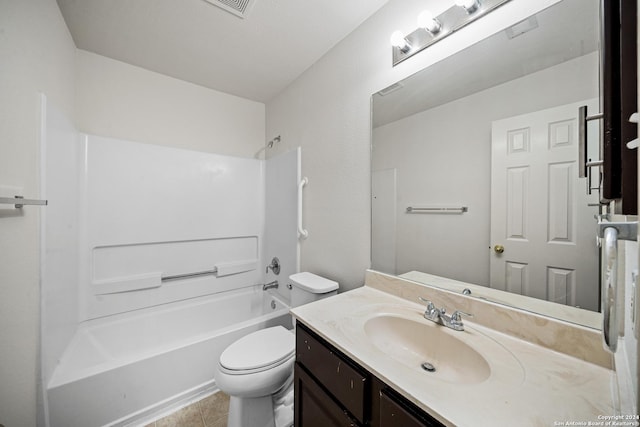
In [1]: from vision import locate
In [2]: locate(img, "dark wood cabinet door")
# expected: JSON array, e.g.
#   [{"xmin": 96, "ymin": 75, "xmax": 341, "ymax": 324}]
[
  {"xmin": 379, "ymin": 389, "xmax": 444, "ymax": 427},
  {"xmin": 295, "ymin": 363, "xmax": 360, "ymax": 427},
  {"xmin": 296, "ymin": 324, "xmax": 367, "ymax": 423}
]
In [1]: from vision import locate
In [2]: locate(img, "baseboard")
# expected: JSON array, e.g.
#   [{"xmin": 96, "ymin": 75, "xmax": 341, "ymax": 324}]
[{"xmin": 106, "ymin": 380, "xmax": 219, "ymax": 427}]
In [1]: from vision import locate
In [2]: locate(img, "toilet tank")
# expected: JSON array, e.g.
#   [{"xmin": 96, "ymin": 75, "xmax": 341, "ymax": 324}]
[{"xmin": 289, "ymin": 272, "xmax": 338, "ymax": 307}]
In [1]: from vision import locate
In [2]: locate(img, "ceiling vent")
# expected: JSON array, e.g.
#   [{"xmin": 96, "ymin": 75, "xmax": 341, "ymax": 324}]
[{"xmin": 203, "ymin": 0, "xmax": 256, "ymax": 18}]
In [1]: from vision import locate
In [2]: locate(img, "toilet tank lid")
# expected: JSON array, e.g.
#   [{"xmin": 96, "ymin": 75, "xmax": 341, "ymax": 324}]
[{"xmin": 289, "ymin": 272, "xmax": 338, "ymax": 293}]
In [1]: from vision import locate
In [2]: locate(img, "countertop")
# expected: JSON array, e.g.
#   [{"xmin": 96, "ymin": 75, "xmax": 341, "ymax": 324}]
[{"xmin": 291, "ymin": 285, "xmax": 618, "ymax": 427}]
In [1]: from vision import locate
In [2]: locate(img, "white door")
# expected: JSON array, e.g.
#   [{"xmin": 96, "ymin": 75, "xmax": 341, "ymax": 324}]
[
  {"xmin": 372, "ymin": 168, "xmax": 397, "ymax": 274},
  {"xmin": 490, "ymin": 100, "xmax": 600, "ymax": 311}
]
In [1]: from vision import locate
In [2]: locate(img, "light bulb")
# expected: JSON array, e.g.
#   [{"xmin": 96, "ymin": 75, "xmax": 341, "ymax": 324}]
[
  {"xmin": 390, "ymin": 30, "xmax": 411, "ymax": 53},
  {"xmin": 455, "ymin": 0, "xmax": 480, "ymax": 13},
  {"xmin": 390, "ymin": 31, "xmax": 406, "ymax": 48},
  {"xmin": 417, "ymin": 10, "xmax": 441, "ymax": 34}
]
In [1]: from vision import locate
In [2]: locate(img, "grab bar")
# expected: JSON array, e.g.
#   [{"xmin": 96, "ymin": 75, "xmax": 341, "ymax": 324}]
[
  {"xmin": 406, "ymin": 206, "xmax": 468, "ymax": 214},
  {"xmin": 298, "ymin": 177, "xmax": 308, "ymax": 239},
  {"xmin": 0, "ymin": 196, "xmax": 48, "ymax": 208},
  {"xmin": 162, "ymin": 268, "xmax": 218, "ymax": 282},
  {"xmin": 597, "ymin": 221, "xmax": 638, "ymax": 353},
  {"xmin": 161, "ymin": 259, "xmax": 258, "ymax": 282}
]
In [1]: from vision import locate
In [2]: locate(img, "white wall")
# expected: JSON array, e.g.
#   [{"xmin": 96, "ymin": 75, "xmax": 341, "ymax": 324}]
[
  {"xmin": 0, "ymin": 0, "xmax": 76, "ymax": 426},
  {"xmin": 265, "ymin": 0, "xmax": 560, "ymax": 290},
  {"xmin": 372, "ymin": 53, "xmax": 598, "ymax": 286},
  {"xmin": 76, "ymin": 50, "xmax": 265, "ymax": 158}
]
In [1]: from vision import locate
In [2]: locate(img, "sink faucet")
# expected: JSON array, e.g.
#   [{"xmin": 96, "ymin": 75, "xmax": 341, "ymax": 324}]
[{"xmin": 418, "ymin": 297, "xmax": 472, "ymax": 331}]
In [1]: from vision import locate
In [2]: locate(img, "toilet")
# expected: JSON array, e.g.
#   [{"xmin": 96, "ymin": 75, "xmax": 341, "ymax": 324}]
[{"xmin": 214, "ymin": 272, "xmax": 339, "ymax": 427}]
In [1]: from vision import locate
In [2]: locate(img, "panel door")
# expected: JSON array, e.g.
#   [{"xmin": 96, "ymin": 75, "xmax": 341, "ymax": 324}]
[{"xmin": 490, "ymin": 100, "xmax": 599, "ymax": 310}]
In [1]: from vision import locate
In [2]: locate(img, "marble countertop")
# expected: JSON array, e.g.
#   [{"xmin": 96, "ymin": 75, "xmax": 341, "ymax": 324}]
[{"xmin": 291, "ymin": 285, "xmax": 617, "ymax": 427}]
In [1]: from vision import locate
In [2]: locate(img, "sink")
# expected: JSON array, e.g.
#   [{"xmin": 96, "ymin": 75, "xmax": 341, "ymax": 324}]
[{"xmin": 364, "ymin": 314, "xmax": 492, "ymax": 384}]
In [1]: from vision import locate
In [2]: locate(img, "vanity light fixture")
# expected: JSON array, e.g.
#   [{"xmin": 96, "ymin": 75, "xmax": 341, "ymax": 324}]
[
  {"xmin": 390, "ymin": 30, "xmax": 412, "ymax": 53},
  {"xmin": 417, "ymin": 10, "xmax": 442, "ymax": 34},
  {"xmin": 390, "ymin": 0, "xmax": 511, "ymax": 66},
  {"xmin": 455, "ymin": 0, "xmax": 481, "ymax": 14}
]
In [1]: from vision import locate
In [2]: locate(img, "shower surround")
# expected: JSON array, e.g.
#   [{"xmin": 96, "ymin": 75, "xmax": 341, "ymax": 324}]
[{"xmin": 40, "ymin": 96, "xmax": 300, "ymax": 426}]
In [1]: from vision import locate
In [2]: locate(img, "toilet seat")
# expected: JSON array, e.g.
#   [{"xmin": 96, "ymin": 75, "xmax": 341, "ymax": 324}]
[{"xmin": 219, "ymin": 326, "xmax": 295, "ymax": 375}]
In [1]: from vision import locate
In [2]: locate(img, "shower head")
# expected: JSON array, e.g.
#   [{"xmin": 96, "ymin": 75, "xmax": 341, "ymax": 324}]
[{"xmin": 267, "ymin": 135, "xmax": 281, "ymax": 148}]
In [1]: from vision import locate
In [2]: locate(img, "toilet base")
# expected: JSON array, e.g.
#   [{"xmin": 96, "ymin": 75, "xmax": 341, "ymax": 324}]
[
  {"xmin": 226, "ymin": 381, "xmax": 294, "ymax": 427},
  {"xmin": 227, "ymin": 395, "xmax": 275, "ymax": 427}
]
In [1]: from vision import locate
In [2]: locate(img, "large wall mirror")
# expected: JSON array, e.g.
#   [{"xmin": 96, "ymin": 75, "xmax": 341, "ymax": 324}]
[{"xmin": 371, "ymin": 0, "xmax": 602, "ymax": 327}]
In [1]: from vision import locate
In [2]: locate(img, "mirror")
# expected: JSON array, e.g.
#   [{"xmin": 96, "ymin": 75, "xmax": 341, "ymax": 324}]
[{"xmin": 371, "ymin": 0, "xmax": 602, "ymax": 328}]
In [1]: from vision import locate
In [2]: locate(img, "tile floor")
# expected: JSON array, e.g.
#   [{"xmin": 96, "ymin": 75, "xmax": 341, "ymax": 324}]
[{"xmin": 144, "ymin": 392, "xmax": 230, "ymax": 427}]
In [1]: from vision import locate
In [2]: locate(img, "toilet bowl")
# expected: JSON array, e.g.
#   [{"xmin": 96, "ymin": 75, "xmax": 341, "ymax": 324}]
[
  {"xmin": 214, "ymin": 272, "xmax": 338, "ymax": 427},
  {"xmin": 215, "ymin": 326, "xmax": 295, "ymax": 427}
]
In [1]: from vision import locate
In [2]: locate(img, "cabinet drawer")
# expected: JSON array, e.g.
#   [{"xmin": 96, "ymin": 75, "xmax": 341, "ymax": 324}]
[{"xmin": 296, "ymin": 324, "xmax": 368, "ymax": 424}]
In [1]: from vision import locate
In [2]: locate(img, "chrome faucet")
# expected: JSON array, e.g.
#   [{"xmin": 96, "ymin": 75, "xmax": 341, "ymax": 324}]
[
  {"xmin": 418, "ymin": 297, "xmax": 472, "ymax": 331},
  {"xmin": 263, "ymin": 280, "xmax": 279, "ymax": 291}
]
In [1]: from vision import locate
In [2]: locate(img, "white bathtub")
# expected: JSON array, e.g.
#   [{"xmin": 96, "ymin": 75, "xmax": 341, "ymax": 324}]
[{"xmin": 46, "ymin": 285, "xmax": 291, "ymax": 427}]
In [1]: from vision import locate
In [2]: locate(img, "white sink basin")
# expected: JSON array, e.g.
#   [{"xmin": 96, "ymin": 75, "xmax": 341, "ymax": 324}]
[{"xmin": 364, "ymin": 313, "xmax": 517, "ymax": 385}]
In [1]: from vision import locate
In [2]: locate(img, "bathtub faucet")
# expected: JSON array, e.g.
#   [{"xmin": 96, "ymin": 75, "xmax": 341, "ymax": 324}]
[{"xmin": 262, "ymin": 280, "xmax": 279, "ymax": 291}]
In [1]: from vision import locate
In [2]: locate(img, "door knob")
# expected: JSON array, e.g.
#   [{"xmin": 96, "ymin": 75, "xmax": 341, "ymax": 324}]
[{"xmin": 494, "ymin": 245, "xmax": 505, "ymax": 254}]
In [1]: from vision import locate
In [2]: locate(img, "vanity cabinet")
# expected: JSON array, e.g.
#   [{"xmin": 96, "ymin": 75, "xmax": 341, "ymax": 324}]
[
  {"xmin": 294, "ymin": 364, "xmax": 361, "ymax": 427},
  {"xmin": 294, "ymin": 323, "xmax": 445, "ymax": 427}
]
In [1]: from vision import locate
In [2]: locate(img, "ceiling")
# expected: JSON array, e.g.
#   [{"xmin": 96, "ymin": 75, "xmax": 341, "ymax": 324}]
[
  {"xmin": 56, "ymin": 0, "xmax": 389, "ymax": 103},
  {"xmin": 373, "ymin": 0, "xmax": 599, "ymax": 128}
]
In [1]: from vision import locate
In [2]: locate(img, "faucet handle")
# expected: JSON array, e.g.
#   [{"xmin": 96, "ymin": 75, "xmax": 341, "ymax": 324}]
[
  {"xmin": 266, "ymin": 257, "xmax": 280, "ymax": 275},
  {"xmin": 451, "ymin": 310, "xmax": 473, "ymax": 322},
  {"xmin": 417, "ymin": 296, "xmax": 435, "ymax": 310}
]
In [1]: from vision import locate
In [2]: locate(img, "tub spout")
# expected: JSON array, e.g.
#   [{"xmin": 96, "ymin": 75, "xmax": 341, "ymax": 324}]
[{"xmin": 263, "ymin": 280, "xmax": 279, "ymax": 291}]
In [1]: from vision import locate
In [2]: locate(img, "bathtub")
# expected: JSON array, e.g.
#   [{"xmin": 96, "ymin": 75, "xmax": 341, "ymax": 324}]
[{"xmin": 46, "ymin": 285, "xmax": 291, "ymax": 427}]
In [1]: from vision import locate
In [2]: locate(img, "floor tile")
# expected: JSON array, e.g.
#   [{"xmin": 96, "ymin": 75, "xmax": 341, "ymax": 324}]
[
  {"xmin": 156, "ymin": 402, "xmax": 205, "ymax": 427},
  {"xmin": 199, "ymin": 392, "xmax": 230, "ymax": 427}
]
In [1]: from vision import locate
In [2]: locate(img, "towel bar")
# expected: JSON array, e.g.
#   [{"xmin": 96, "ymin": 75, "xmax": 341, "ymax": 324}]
[
  {"xmin": 406, "ymin": 206, "xmax": 468, "ymax": 214},
  {"xmin": 0, "ymin": 196, "xmax": 48, "ymax": 208}
]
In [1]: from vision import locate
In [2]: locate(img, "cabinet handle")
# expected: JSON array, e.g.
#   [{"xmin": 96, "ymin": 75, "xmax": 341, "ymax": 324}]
[{"xmin": 578, "ymin": 105, "xmax": 604, "ymax": 195}]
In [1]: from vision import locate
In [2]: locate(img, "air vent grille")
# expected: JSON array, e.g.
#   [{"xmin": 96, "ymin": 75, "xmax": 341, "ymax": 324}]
[{"xmin": 203, "ymin": 0, "xmax": 255, "ymax": 18}]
